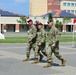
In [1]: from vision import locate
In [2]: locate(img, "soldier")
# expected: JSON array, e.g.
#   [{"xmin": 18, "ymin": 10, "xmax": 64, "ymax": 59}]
[
  {"xmin": 44, "ymin": 20, "xmax": 66, "ymax": 68},
  {"xmin": 32, "ymin": 23, "xmax": 47, "ymax": 64},
  {"xmin": 23, "ymin": 19, "xmax": 37, "ymax": 62}
]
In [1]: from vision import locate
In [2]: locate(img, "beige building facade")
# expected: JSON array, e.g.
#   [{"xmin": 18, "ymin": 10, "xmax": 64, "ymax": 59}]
[
  {"xmin": 30, "ymin": 0, "xmax": 76, "ymax": 16},
  {"xmin": 30, "ymin": 0, "xmax": 47, "ymax": 16},
  {"xmin": 60, "ymin": 0, "xmax": 76, "ymax": 14}
]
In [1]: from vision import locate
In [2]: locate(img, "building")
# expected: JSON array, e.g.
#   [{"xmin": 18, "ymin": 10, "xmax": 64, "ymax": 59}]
[
  {"xmin": 0, "ymin": 9, "xmax": 28, "ymax": 32},
  {"xmin": 60, "ymin": 0, "xmax": 76, "ymax": 14},
  {"xmin": 0, "ymin": 9, "xmax": 76, "ymax": 33},
  {"xmin": 47, "ymin": 0, "xmax": 60, "ymax": 13},
  {"xmin": 30, "ymin": 0, "xmax": 47, "ymax": 16},
  {"xmin": 30, "ymin": 0, "xmax": 76, "ymax": 16},
  {"xmin": 45, "ymin": 10, "xmax": 76, "ymax": 32},
  {"xmin": 30, "ymin": 0, "xmax": 61, "ymax": 16},
  {"xmin": 29, "ymin": 10, "xmax": 76, "ymax": 32}
]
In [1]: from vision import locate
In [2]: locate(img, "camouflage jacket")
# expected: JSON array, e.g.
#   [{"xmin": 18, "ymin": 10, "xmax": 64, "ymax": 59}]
[
  {"xmin": 48, "ymin": 26, "xmax": 60, "ymax": 44},
  {"xmin": 28, "ymin": 25, "xmax": 37, "ymax": 43},
  {"xmin": 36, "ymin": 28, "xmax": 46, "ymax": 44}
]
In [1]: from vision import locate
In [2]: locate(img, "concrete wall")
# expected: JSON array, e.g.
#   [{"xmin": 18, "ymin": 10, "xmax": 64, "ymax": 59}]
[
  {"xmin": 1, "ymin": 17, "xmax": 20, "ymax": 24},
  {"xmin": 0, "ymin": 16, "xmax": 21, "ymax": 32}
]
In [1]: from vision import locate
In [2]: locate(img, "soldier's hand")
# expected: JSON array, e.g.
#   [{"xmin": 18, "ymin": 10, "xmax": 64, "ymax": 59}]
[
  {"xmin": 28, "ymin": 40, "xmax": 32, "ymax": 44},
  {"xmin": 52, "ymin": 43, "xmax": 55, "ymax": 47},
  {"xmin": 38, "ymin": 42, "xmax": 41, "ymax": 46}
]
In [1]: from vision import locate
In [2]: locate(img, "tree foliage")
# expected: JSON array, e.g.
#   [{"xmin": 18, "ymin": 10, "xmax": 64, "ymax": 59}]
[
  {"xmin": 63, "ymin": 17, "xmax": 71, "ymax": 24},
  {"xmin": 48, "ymin": 13, "xmax": 53, "ymax": 21},
  {"xmin": 17, "ymin": 16, "xmax": 27, "ymax": 24},
  {"xmin": 55, "ymin": 20, "xmax": 62, "ymax": 28}
]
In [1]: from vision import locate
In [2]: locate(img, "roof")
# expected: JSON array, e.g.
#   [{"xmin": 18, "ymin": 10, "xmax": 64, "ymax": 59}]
[
  {"xmin": 0, "ymin": 9, "xmax": 23, "ymax": 17},
  {"xmin": 60, "ymin": 10, "xmax": 76, "ymax": 18},
  {"xmin": 42, "ymin": 10, "xmax": 76, "ymax": 18},
  {"xmin": 42, "ymin": 11, "xmax": 57, "ymax": 17}
]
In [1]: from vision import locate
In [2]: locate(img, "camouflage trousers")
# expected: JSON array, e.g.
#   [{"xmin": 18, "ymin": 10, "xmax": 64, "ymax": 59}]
[
  {"xmin": 26, "ymin": 43, "xmax": 35, "ymax": 57},
  {"xmin": 47, "ymin": 41, "xmax": 62, "ymax": 63},
  {"xmin": 34, "ymin": 42, "xmax": 47, "ymax": 59}
]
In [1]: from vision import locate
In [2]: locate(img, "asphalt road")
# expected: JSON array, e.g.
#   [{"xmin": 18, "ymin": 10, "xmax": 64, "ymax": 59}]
[
  {"xmin": 4, "ymin": 32, "xmax": 28, "ymax": 37},
  {"xmin": 3, "ymin": 32, "xmax": 76, "ymax": 37},
  {"xmin": 0, "ymin": 43, "xmax": 76, "ymax": 75}
]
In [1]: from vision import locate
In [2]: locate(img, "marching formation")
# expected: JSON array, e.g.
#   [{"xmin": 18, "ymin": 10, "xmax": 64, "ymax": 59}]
[{"xmin": 23, "ymin": 19, "xmax": 66, "ymax": 68}]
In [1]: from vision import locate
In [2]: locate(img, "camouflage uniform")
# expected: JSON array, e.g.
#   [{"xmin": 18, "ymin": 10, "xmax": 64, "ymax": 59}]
[
  {"xmin": 47, "ymin": 26, "xmax": 61, "ymax": 61},
  {"xmin": 44, "ymin": 26, "xmax": 66, "ymax": 67},
  {"xmin": 34, "ymin": 28, "xmax": 47, "ymax": 60},
  {"xmin": 26, "ymin": 25, "xmax": 37, "ymax": 58}
]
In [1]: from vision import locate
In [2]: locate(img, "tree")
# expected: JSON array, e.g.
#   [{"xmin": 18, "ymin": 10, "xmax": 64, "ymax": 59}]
[
  {"xmin": 17, "ymin": 16, "xmax": 27, "ymax": 24},
  {"xmin": 47, "ymin": 13, "xmax": 53, "ymax": 31},
  {"xmin": 55, "ymin": 20, "xmax": 62, "ymax": 28},
  {"xmin": 63, "ymin": 17, "xmax": 71, "ymax": 24},
  {"xmin": 48, "ymin": 13, "xmax": 53, "ymax": 21}
]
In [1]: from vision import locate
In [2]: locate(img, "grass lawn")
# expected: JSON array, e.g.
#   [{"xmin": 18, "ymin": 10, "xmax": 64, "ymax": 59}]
[
  {"xmin": 0, "ymin": 37, "xmax": 28, "ymax": 43},
  {"xmin": 46, "ymin": 37, "xmax": 76, "ymax": 42},
  {"xmin": 0, "ymin": 37, "xmax": 76, "ymax": 43}
]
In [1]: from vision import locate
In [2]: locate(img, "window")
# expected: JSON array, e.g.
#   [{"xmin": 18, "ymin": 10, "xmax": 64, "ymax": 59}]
[
  {"xmin": 54, "ymin": 9, "xmax": 58, "ymax": 11},
  {"xmin": 67, "ymin": 3, "xmax": 70, "ymax": 6},
  {"xmin": 71, "ymin": 10, "xmax": 74, "ymax": 13},
  {"xmin": 67, "ymin": 10, "xmax": 70, "ymax": 13},
  {"xmin": 48, "ymin": 10, "xmax": 52, "ymax": 13},
  {"xmin": 71, "ymin": 3, "xmax": 74, "ymax": 6},
  {"xmin": 54, "ymin": 1, "xmax": 60, "ymax": 5},
  {"xmin": 63, "ymin": 3, "xmax": 66, "ymax": 6},
  {"xmin": 48, "ymin": 3, "xmax": 52, "ymax": 5}
]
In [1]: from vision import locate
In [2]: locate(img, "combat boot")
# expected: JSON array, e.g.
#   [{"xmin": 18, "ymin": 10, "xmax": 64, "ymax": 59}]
[
  {"xmin": 23, "ymin": 57, "xmax": 29, "ymax": 62},
  {"xmin": 61, "ymin": 58, "xmax": 66, "ymax": 66},
  {"xmin": 43, "ymin": 62, "xmax": 52, "ymax": 68},
  {"xmin": 31, "ymin": 59, "xmax": 39, "ymax": 64},
  {"xmin": 39, "ymin": 54, "xmax": 43, "ymax": 61}
]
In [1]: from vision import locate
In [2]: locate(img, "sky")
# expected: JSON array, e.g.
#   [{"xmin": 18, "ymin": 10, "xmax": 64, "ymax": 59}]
[{"xmin": 0, "ymin": 0, "xmax": 30, "ymax": 16}]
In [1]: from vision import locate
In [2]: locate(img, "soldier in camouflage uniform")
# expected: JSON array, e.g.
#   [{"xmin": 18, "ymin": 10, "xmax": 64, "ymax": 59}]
[
  {"xmin": 44, "ymin": 20, "xmax": 66, "ymax": 68},
  {"xmin": 32, "ymin": 23, "xmax": 47, "ymax": 64},
  {"xmin": 23, "ymin": 19, "xmax": 37, "ymax": 62}
]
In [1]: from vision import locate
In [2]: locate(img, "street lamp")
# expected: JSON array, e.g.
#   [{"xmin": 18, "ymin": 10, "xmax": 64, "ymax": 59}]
[{"xmin": 0, "ymin": 14, "xmax": 5, "ymax": 39}]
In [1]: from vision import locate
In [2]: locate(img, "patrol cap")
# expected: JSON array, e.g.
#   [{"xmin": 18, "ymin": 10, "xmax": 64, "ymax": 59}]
[
  {"xmin": 37, "ymin": 22, "xmax": 43, "ymax": 26},
  {"xmin": 47, "ymin": 20, "xmax": 53, "ymax": 24},
  {"xmin": 27, "ymin": 19, "xmax": 33, "ymax": 23}
]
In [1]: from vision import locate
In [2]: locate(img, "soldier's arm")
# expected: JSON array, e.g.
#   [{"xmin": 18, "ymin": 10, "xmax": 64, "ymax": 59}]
[
  {"xmin": 29, "ymin": 26, "xmax": 37, "ymax": 42},
  {"xmin": 40, "ymin": 30, "xmax": 46, "ymax": 43},
  {"xmin": 53, "ymin": 30, "xmax": 60, "ymax": 43},
  {"xmin": 32, "ymin": 26, "xmax": 37, "ymax": 39}
]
